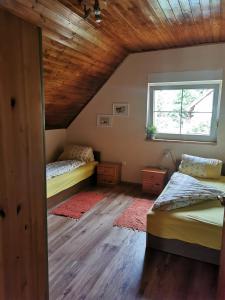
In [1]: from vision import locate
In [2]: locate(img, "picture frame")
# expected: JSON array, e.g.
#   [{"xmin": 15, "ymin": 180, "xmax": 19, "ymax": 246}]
[
  {"xmin": 97, "ymin": 114, "xmax": 113, "ymax": 127},
  {"xmin": 112, "ymin": 103, "xmax": 129, "ymax": 117}
]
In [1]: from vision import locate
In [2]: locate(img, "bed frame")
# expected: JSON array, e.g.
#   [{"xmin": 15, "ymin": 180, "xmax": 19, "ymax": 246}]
[
  {"xmin": 146, "ymin": 233, "xmax": 220, "ymax": 265},
  {"xmin": 146, "ymin": 160, "xmax": 224, "ymax": 265},
  {"xmin": 47, "ymin": 150, "xmax": 100, "ymax": 209}
]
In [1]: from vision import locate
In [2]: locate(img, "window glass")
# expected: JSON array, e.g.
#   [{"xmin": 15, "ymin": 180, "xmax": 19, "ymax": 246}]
[{"xmin": 147, "ymin": 81, "xmax": 221, "ymax": 142}]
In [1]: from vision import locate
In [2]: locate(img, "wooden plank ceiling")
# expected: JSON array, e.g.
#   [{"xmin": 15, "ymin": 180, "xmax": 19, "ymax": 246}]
[{"xmin": 0, "ymin": 0, "xmax": 224, "ymax": 129}]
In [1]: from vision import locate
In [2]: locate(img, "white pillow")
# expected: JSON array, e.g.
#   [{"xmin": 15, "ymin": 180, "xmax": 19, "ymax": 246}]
[
  {"xmin": 58, "ymin": 144, "xmax": 94, "ymax": 162},
  {"xmin": 179, "ymin": 154, "xmax": 222, "ymax": 179}
]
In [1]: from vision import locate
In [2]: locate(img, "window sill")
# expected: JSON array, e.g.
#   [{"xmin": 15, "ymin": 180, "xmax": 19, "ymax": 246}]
[{"xmin": 145, "ymin": 138, "xmax": 217, "ymax": 145}]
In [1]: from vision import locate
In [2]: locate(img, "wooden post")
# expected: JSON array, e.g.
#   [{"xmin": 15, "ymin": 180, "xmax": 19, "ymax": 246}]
[
  {"xmin": 0, "ymin": 9, "xmax": 48, "ymax": 300},
  {"xmin": 217, "ymin": 207, "xmax": 225, "ymax": 300}
]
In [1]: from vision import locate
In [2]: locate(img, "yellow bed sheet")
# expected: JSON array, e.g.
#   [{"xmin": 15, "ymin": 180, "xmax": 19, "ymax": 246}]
[
  {"xmin": 47, "ymin": 161, "xmax": 98, "ymax": 198},
  {"xmin": 147, "ymin": 176, "xmax": 225, "ymax": 250}
]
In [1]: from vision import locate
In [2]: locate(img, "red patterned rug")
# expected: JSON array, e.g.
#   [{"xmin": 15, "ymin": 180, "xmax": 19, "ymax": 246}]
[
  {"xmin": 51, "ymin": 191, "xmax": 105, "ymax": 219},
  {"xmin": 113, "ymin": 198, "xmax": 154, "ymax": 232}
]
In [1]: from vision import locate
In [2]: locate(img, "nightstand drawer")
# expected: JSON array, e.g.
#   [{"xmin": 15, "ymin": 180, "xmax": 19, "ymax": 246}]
[
  {"xmin": 97, "ymin": 166, "xmax": 105, "ymax": 175},
  {"xmin": 97, "ymin": 175, "xmax": 116, "ymax": 185},
  {"xmin": 97, "ymin": 166, "xmax": 116, "ymax": 176},
  {"xmin": 141, "ymin": 167, "xmax": 167, "ymax": 195},
  {"xmin": 105, "ymin": 167, "xmax": 116, "ymax": 176},
  {"xmin": 143, "ymin": 182, "xmax": 164, "ymax": 194},
  {"xmin": 142, "ymin": 172, "xmax": 165, "ymax": 181},
  {"xmin": 143, "ymin": 180, "xmax": 164, "ymax": 188},
  {"xmin": 97, "ymin": 162, "xmax": 121, "ymax": 185}
]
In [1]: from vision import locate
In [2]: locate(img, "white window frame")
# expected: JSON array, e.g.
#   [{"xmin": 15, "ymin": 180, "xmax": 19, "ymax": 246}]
[{"xmin": 146, "ymin": 80, "xmax": 222, "ymax": 142}]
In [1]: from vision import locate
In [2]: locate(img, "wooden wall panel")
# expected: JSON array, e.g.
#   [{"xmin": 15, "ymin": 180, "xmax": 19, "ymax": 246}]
[
  {"xmin": 0, "ymin": 9, "xmax": 48, "ymax": 300},
  {"xmin": 0, "ymin": 0, "xmax": 225, "ymax": 128}
]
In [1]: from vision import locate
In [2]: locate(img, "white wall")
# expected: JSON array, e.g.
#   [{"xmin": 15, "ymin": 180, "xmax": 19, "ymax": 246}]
[
  {"xmin": 45, "ymin": 129, "xmax": 66, "ymax": 163},
  {"xmin": 67, "ymin": 44, "xmax": 225, "ymax": 183}
]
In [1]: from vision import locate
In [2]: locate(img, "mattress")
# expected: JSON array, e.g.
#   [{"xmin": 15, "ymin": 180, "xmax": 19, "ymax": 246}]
[
  {"xmin": 47, "ymin": 161, "xmax": 98, "ymax": 198},
  {"xmin": 46, "ymin": 160, "xmax": 85, "ymax": 180},
  {"xmin": 147, "ymin": 176, "xmax": 225, "ymax": 250}
]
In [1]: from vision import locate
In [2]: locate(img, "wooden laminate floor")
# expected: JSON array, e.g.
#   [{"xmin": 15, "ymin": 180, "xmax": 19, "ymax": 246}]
[{"xmin": 48, "ymin": 184, "xmax": 218, "ymax": 300}]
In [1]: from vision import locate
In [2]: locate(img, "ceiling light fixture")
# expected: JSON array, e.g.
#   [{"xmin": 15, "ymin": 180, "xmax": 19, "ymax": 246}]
[
  {"xmin": 83, "ymin": 4, "xmax": 91, "ymax": 19},
  {"xmin": 79, "ymin": 0, "xmax": 103, "ymax": 23},
  {"xmin": 93, "ymin": 0, "xmax": 102, "ymax": 23}
]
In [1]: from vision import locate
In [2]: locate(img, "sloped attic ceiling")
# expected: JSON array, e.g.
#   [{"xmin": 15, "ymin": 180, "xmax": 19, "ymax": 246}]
[{"xmin": 1, "ymin": 0, "xmax": 225, "ymax": 129}]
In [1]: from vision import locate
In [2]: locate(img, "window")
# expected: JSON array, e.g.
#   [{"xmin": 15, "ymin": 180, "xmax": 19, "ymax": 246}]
[{"xmin": 147, "ymin": 81, "xmax": 222, "ymax": 142}]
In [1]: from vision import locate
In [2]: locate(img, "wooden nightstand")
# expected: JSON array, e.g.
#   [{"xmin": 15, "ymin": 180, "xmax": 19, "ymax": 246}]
[
  {"xmin": 141, "ymin": 167, "xmax": 167, "ymax": 195},
  {"xmin": 97, "ymin": 162, "xmax": 121, "ymax": 185}
]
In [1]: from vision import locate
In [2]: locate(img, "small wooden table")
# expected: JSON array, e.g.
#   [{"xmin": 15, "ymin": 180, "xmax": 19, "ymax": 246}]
[
  {"xmin": 97, "ymin": 162, "xmax": 121, "ymax": 185},
  {"xmin": 141, "ymin": 167, "xmax": 167, "ymax": 195}
]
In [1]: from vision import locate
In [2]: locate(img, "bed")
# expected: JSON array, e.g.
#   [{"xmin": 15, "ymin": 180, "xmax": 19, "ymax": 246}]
[
  {"xmin": 146, "ymin": 155, "xmax": 225, "ymax": 265},
  {"xmin": 46, "ymin": 145, "xmax": 100, "ymax": 209}
]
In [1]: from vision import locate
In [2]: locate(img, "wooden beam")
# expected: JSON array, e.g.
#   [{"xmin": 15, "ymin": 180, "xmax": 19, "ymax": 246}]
[{"xmin": 0, "ymin": 9, "xmax": 48, "ymax": 299}]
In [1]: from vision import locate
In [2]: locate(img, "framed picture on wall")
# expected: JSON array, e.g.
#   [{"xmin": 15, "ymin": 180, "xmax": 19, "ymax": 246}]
[
  {"xmin": 112, "ymin": 103, "xmax": 129, "ymax": 117},
  {"xmin": 97, "ymin": 114, "xmax": 113, "ymax": 127}
]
